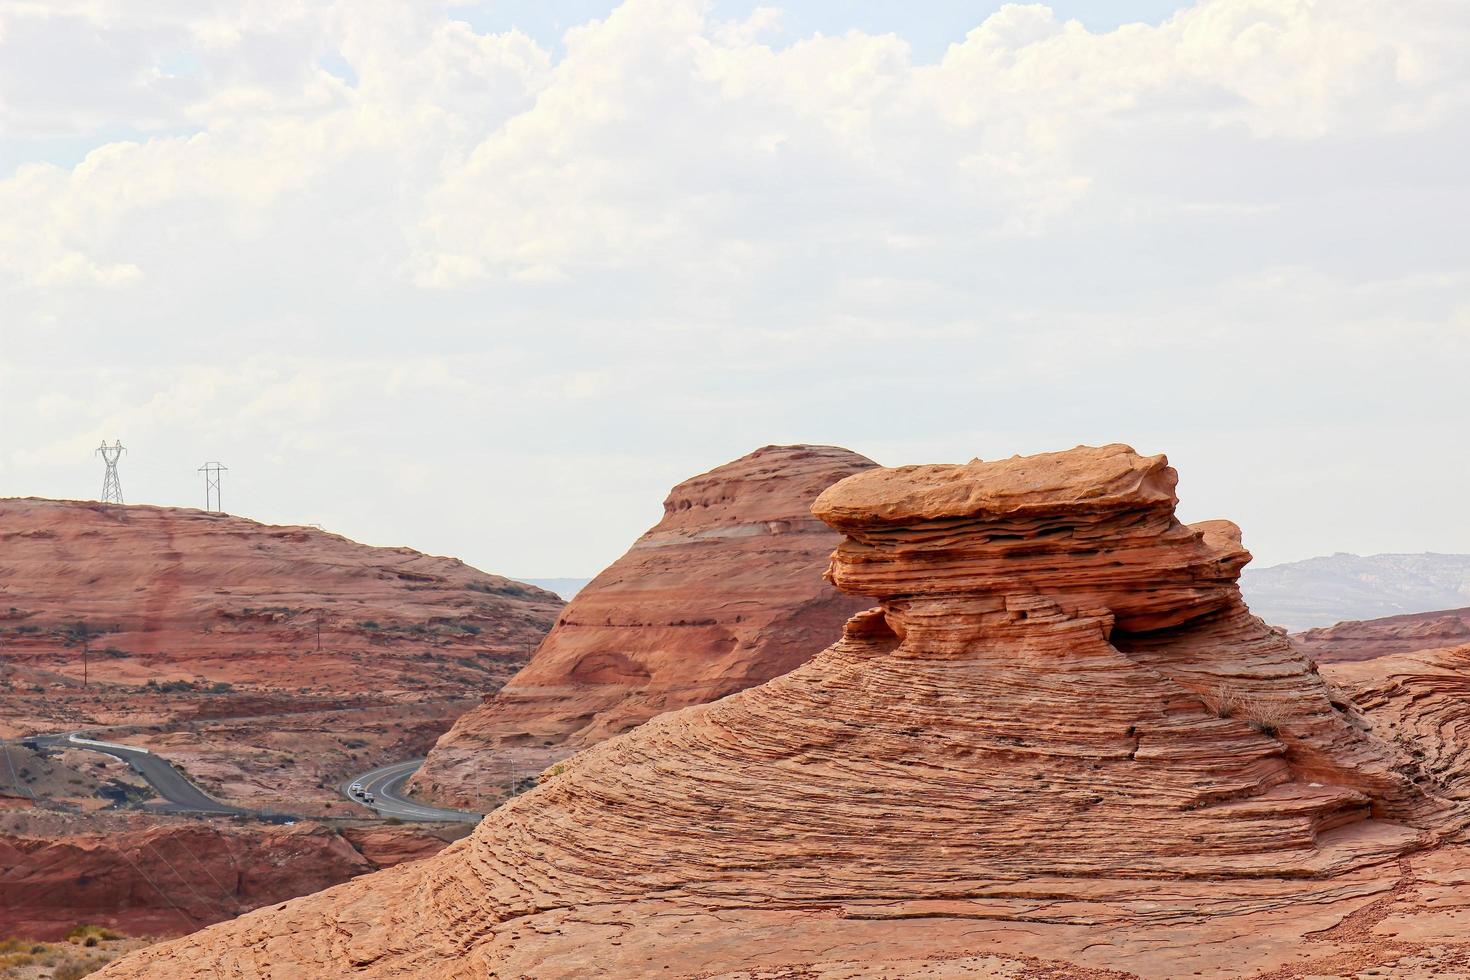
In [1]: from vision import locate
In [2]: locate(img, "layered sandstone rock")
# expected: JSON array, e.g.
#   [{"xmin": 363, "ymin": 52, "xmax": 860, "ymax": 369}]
[
  {"xmin": 100, "ymin": 446, "xmax": 1470, "ymax": 980},
  {"xmin": 1295, "ymin": 607, "xmax": 1470, "ymax": 663},
  {"xmin": 1325, "ymin": 645, "xmax": 1470, "ymax": 803},
  {"xmin": 410, "ymin": 444, "xmax": 877, "ymax": 808}
]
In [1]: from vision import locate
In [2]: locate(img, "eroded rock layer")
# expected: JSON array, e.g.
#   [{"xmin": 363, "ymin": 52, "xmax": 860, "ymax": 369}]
[
  {"xmin": 410, "ymin": 444, "xmax": 877, "ymax": 808},
  {"xmin": 1325, "ymin": 645, "xmax": 1470, "ymax": 804},
  {"xmin": 101, "ymin": 445, "xmax": 1470, "ymax": 980},
  {"xmin": 1296, "ymin": 607, "xmax": 1470, "ymax": 663}
]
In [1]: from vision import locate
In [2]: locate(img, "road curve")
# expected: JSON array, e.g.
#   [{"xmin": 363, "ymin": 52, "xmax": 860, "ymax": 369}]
[
  {"xmin": 28, "ymin": 732, "xmax": 254, "ymax": 817},
  {"xmin": 340, "ymin": 759, "xmax": 482, "ymax": 823}
]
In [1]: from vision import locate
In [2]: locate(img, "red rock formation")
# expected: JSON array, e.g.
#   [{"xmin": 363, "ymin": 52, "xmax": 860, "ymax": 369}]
[
  {"xmin": 1325, "ymin": 645, "xmax": 1470, "ymax": 803},
  {"xmin": 1295, "ymin": 607, "xmax": 1470, "ymax": 663},
  {"xmin": 0, "ymin": 822, "xmax": 375, "ymax": 941},
  {"xmin": 98, "ymin": 446, "xmax": 1470, "ymax": 979},
  {"xmin": 410, "ymin": 444, "xmax": 877, "ymax": 808},
  {"xmin": 339, "ymin": 825, "xmax": 466, "ymax": 869},
  {"xmin": 0, "ymin": 498, "xmax": 561, "ymax": 701}
]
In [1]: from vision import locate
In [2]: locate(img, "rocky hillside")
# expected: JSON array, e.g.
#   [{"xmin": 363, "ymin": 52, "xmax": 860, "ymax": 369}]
[
  {"xmin": 101, "ymin": 446, "xmax": 1470, "ymax": 979},
  {"xmin": 0, "ymin": 498, "xmax": 561, "ymax": 942},
  {"xmin": 0, "ymin": 818, "xmax": 463, "ymax": 941},
  {"xmin": 1294, "ymin": 606, "xmax": 1470, "ymax": 663},
  {"xmin": 410, "ymin": 445, "xmax": 878, "ymax": 808},
  {"xmin": 1241, "ymin": 552, "xmax": 1470, "ymax": 632},
  {"xmin": 0, "ymin": 498, "xmax": 562, "ymax": 713}
]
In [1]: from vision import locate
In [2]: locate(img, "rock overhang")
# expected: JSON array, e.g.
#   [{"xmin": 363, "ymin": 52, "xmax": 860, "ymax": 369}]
[{"xmin": 812, "ymin": 444, "xmax": 1251, "ymax": 633}]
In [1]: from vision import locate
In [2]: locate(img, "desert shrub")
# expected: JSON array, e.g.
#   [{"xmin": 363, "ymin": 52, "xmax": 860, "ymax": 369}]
[
  {"xmin": 63, "ymin": 925, "xmax": 121, "ymax": 943},
  {"xmin": 207, "ymin": 681, "xmax": 234, "ymax": 694},
  {"xmin": 54, "ymin": 960, "xmax": 101, "ymax": 980},
  {"xmin": 102, "ymin": 647, "xmax": 131, "ymax": 659},
  {"xmin": 1244, "ymin": 699, "xmax": 1290, "ymax": 738},
  {"xmin": 1201, "ymin": 683, "xmax": 1241, "ymax": 720}
]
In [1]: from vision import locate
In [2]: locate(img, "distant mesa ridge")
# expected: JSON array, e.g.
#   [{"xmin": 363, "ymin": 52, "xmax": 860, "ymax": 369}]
[{"xmin": 1242, "ymin": 551, "xmax": 1470, "ymax": 633}]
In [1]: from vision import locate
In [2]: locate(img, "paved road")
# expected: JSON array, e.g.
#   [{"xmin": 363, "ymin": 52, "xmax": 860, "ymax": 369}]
[
  {"xmin": 340, "ymin": 759, "xmax": 481, "ymax": 823},
  {"xmin": 18, "ymin": 731, "xmax": 476, "ymax": 824},
  {"xmin": 27, "ymin": 732, "xmax": 256, "ymax": 817}
]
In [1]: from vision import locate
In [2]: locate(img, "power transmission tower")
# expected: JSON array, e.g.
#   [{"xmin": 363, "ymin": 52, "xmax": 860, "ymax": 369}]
[
  {"xmin": 96, "ymin": 440, "xmax": 126, "ymax": 505},
  {"xmin": 198, "ymin": 461, "xmax": 227, "ymax": 513}
]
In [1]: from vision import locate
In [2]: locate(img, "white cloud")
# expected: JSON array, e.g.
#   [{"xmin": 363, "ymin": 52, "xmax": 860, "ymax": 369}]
[{"xmin": 1, "ymin": 0, "xmax": 1468, "ymax": 576}]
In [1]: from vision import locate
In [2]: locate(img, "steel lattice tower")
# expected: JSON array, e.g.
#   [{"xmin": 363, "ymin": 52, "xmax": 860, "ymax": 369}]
[
  {"xmin": 198, "ymin": 461, "xmax": 227, "ymax": 513},
  {"xmin": 96, "ymin": 440, "xmax": 125, "ymax": 505}
]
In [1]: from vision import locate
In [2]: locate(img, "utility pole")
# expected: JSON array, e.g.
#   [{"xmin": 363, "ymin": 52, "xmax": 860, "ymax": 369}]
[
  {"xmin": 96, "ymin": 440, "xmax": 126, "ymax": 506},
  {"xmin": 198, "ymin": 461, "xmax": 227, "ymax": 513},
  {"xmin": 69, "ymin": 622, "xmax": 92, "ymax": 688}
]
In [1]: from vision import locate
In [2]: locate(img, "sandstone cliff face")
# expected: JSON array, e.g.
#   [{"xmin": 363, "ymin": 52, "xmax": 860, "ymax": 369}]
[
  {"xmin": 99, "ymin": 446, "xmax": 1470, "ymax": 980},
  {"xmin": 0, "ymin": 499, "xmax": 561, "ymax": 700},
  {"xmin": 1295, "ymin": 607, "xmax": 1470, "ymax": 663},
  {"xmin": 410, "ymin": 444, "xmax": 878, "ymax": 808}
]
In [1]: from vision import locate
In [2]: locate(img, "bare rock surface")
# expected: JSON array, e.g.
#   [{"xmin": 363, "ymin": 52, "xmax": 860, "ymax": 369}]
[
  {"xmin": 1325, "ymin": 645, "xmax": 1470, "ymax": 803},
  {"xmin": 410, "ymin": 444, "xmax": 877, "ymax": 808},
  {"xmin": 99, "ymin": 445, "xmax": 1470, "ymax": 979},
  {"xmin": 1295, "ymin": 607, "xmax": 1470, "ymax": 663}
]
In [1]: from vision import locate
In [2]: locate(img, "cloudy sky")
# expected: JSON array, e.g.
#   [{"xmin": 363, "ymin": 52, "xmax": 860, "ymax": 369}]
[{"xmin": 2, "ymin": 0, "xmax": 1467, "ymax": 579}]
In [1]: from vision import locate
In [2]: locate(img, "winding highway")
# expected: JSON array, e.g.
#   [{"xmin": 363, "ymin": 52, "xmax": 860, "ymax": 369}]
[
  {"xmin": 19, "ymin": 732, "xmax": 478, "ymax": 824},
  {"xmin": 338, "ymin": 759, "xmax": 482, "ymax": 823},
  {"xmin": 27, "ymin": 732, "xmax": 255, "ymax": 817}
]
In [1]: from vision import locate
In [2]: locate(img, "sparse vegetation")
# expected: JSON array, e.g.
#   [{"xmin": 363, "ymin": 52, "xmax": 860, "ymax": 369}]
[
  {"xmin": 1202, "ymin": 683, "xmax": 1241, "ymax": 720},
  {"xmin": 1244, "ymin": 699, "xmax": 1290, "ymax": 739},
  {"xmin": 64, "ymin": 925, "xmax": 123, "ymax": 944},
  {"xmin": 1204, "ymin": 685, "xmax": 1288, "ymax": 738}
]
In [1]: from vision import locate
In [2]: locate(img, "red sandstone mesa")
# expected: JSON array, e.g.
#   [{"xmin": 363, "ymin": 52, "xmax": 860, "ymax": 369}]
[
  {"xmin": 409, "ymin": 444, "xmax": 878, "ymax": 808},
  {"xmin": 100, "ymin": 446, "xmax": 1470, "ymax": 979}
]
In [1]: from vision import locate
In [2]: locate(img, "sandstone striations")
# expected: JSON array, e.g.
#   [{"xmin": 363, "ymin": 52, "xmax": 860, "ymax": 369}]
[
  {"xmin": 1325, "ymin": 645, "xmax": 1470, "ymax": 804},
  {"xmin": 100, "ymin": 446, "xmax": 1470, "ymax": 979},
  {"xmin": 410, "ymin": 444, "xmax": 877, "ymax": 808},
  {"xmin": 1295, "ymin": 607, "xmax": 1470, "ymax": 663}
]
